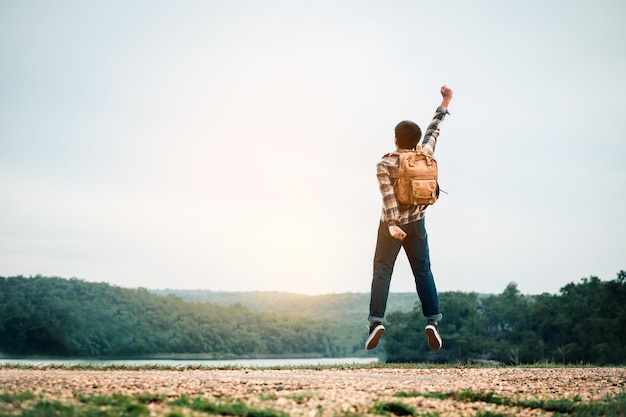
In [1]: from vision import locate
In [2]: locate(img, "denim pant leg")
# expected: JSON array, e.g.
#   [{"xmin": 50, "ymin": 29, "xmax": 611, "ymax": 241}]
[
  {"xmin": 403, "ymin": 218, "xmax": 442, "ymax": 322},
  {"xmin": 368, "ymin": 221, "xmax": 403, "ymax": 322}
]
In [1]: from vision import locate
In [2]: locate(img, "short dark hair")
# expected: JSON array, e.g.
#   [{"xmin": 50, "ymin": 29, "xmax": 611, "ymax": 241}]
[{"xmin": 394, "ymin": 120, "xmax": 422, "ymax": 149}]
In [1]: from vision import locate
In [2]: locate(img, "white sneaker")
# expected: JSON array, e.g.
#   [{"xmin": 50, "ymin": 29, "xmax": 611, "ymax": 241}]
[
  {"xmin": 425, "ymin": 320, "xmax": 442, "ymax": 350},
  {"xmin": 365, "ymin": 322, "xmax": 385, "ymax": 350}
]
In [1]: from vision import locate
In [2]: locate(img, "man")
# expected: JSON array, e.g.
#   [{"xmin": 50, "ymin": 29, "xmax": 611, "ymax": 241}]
[{"xmin": 366, "ymin": 85, "xmax": 453, "ymax": 351}]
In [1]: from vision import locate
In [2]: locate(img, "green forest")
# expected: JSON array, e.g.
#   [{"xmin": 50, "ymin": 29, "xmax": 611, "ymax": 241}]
[
  {"xmin": 0, "ymin": 276, "xmax": 346, "ymax": 358},
  {"xmin": 384, "ymin": 272, "xmax": 626, "ymax": 365},
  {"xmin": 1, "ymin": 272, "xmax": 625, "ymax": 365}
]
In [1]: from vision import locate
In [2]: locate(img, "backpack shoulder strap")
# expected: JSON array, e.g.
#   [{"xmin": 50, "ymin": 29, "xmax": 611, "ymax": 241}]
[{"xmin": 382, "ymin": 151, "xmax": 401, "ymax": 159}]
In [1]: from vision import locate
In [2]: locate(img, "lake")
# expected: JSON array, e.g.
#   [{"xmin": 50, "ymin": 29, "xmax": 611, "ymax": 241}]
[{"xmin": 0, "ymin": 357, "xmax": 379, "ymax": 367}]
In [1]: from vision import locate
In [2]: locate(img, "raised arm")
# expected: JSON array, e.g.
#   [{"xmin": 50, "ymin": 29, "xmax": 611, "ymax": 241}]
[{"xmin": 421, "ymin": 85, "xmax": 453, "ymax": 155}]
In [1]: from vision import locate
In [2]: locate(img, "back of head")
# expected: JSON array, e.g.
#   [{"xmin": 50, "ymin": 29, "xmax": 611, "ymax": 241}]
[{"xmin": 394, "ymin": 120, "xmax": 422, "ymax": 149}]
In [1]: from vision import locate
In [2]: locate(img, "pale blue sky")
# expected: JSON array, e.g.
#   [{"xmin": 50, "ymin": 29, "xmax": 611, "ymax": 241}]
[{"xmin": 1, "ymin": 0, "xmax": 624, "ymax": 295}]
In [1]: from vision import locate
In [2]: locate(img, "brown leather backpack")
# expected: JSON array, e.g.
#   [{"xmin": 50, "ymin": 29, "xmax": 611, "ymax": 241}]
[{"xmin": 389, "ymin": 146, "xmax": 439, "ymax": 206}]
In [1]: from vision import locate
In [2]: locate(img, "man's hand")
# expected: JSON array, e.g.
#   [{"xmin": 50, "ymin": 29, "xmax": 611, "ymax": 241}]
[
  {"xmin": 388, "ymin": 225, "xmax": 406, "ymax": 241},
  {"xmin": 440, "ymin": 85, "xmax": 453, "ymax": 108}
]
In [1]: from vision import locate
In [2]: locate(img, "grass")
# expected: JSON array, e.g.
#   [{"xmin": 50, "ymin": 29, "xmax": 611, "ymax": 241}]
[
  {"xmin": 1, "ymin": 392, "xmax": 288, "ymax": 417},
  {"xmin": 0, "ymin": 392, "xmax": 35, "ymax": 404},
  {"xmin": 0, "ymin": 360, "xmax": 606, "ymax": 372},
  {"xmin": 286, "ymin": 391, "xmax": 318, "ymax": 403},
  {"xmin": 372, "ymin": 401, "xmax": 417, "ymax": 416},
  {"xmin": 1, "ymin": 395, "xmax": 151, "ymax": 417},
  {"xmin": 170, "ymin": 395, "xmax": 287, "ymax": 417},
  {"xmin": 392, "ymin": 389, "xmax": 626, "ymax": 417}
]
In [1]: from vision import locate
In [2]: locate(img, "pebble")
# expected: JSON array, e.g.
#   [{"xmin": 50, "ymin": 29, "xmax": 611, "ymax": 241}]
[{"xmin": 1, "ymin": 367, "xmax": 624, "ymax": 417}]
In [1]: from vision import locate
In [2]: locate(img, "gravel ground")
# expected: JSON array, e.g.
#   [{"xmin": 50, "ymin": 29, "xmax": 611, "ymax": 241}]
[{"xmin": 1, "ymin": 367, "xmax": 625, "ymax": 416}]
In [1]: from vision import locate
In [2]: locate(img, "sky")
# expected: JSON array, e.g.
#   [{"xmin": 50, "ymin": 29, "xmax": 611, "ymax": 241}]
[{"xmin": 1, "ymin": 0, "xmax": 625, "ymax": 297}]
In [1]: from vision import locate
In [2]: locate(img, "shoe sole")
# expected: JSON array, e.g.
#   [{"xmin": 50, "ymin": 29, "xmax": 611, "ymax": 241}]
[
  {"xmin": 425, "ymin": 325, "xmax": 442, "ymax": 350},
  {"xmin": 365, "ymin": 325, "xmax": 385, "ymax": 350}
]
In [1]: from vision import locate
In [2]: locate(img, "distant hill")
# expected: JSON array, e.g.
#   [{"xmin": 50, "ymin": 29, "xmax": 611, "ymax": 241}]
[
  {"xmin": 0, "ymin": 276, "xmax": 348, "ymax": 358},
  {"xmin": 149, "ymin": 290, "xmax": 420, "ymax": 326}
]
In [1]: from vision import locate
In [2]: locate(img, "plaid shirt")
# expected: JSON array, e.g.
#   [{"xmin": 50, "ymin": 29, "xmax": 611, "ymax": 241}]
[{"xmin": 378, "ymin": 106, "xmax": 450, "ymax": 226}]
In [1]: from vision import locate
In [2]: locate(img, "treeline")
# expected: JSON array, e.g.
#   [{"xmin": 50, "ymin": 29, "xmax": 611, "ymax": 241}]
[
  {"xmin": 384, "ymin": 271, "xmax": 626, "ymax": 365},
  {"xmin": 2, "ymin": 273, "xmax": 625, "ymax": 364},
  {"xmin": 149, "ymin": 289, "xmax": 418, "ymax": 326},
  {"xmin": 0, "ymin": 276, "xmax": 343, "ymax": 358}
]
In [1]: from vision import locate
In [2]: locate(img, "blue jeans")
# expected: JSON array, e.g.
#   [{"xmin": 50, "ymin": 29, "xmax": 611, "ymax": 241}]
[{"xmin": 368, "ymin": 218, "xmax": 442, "ymax": 323}]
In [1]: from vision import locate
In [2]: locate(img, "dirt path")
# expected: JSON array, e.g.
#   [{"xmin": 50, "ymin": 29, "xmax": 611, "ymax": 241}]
[{"xmin": 1, "ymin": 367, "xmax": 625, "ymax": 416}]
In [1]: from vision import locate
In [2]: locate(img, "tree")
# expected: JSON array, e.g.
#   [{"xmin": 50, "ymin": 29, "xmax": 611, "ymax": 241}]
[
  {"xmin": 0, "ymin": 276, "xmax": 344, "ymax": 358},
  {"xmin": 385, "ymin": 292, "xmax": 486, "ymax": 363}
]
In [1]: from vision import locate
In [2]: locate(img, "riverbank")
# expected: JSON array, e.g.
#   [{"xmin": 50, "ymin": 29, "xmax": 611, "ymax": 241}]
[{"xmin": 1, "ymin": 366, "xmax": 625, "ymax": 416}]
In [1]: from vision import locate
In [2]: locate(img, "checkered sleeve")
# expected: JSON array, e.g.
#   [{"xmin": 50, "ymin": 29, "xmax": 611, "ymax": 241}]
[
  {"xmin": 377, "ymin": 156, "xmax": 401, "ymax": 225},
  {"xmin": 421, "ymin": 106, "xmax": 450, "ymax": 155}
]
